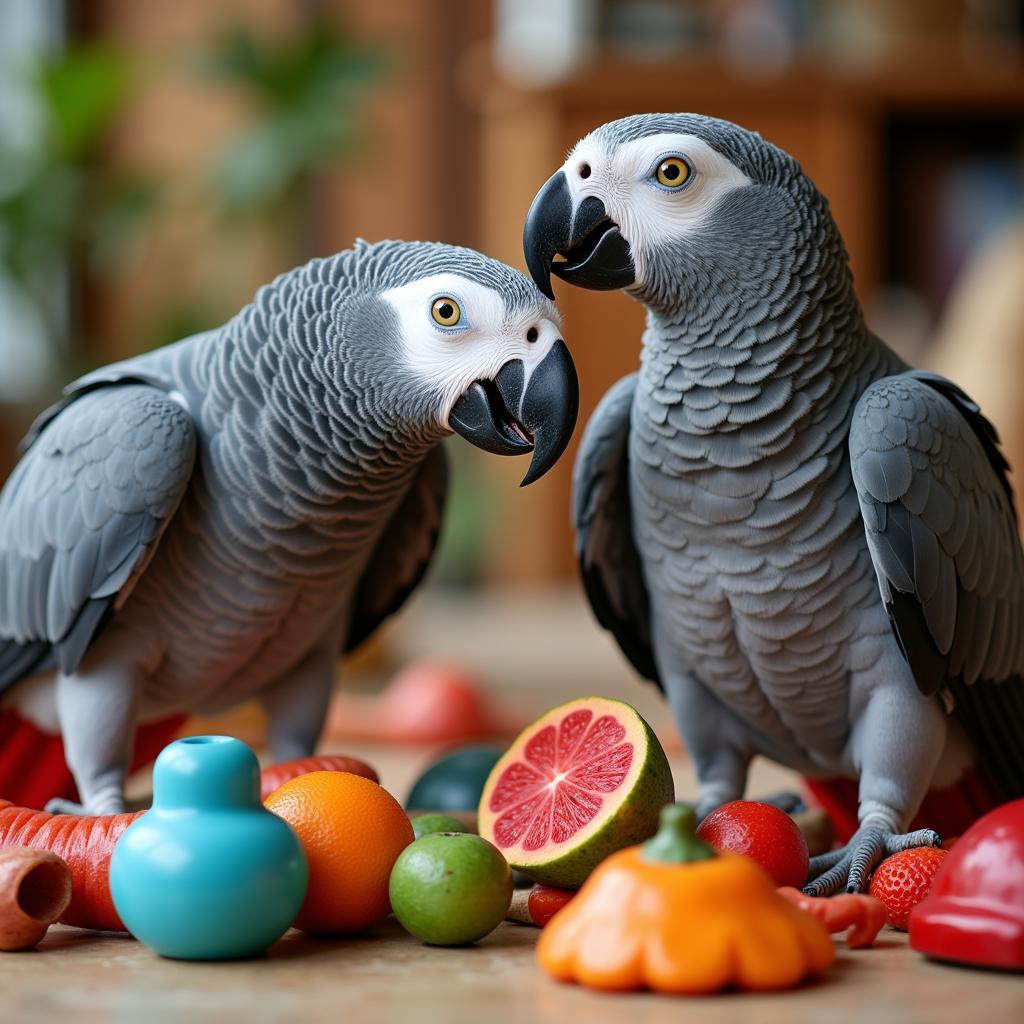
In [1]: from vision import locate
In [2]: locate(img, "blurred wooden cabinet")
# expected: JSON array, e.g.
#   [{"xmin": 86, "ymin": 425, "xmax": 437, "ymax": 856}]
[{"xmin": 474, "ymin": 52, "xmax": 1024, "ymax": 579}]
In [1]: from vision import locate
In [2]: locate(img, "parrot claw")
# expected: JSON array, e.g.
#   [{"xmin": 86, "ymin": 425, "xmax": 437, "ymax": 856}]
[
  {"xmin": 756, "ymin": 790, "xmax": 806, "ymax": 814},
  {"xmin": 44, "ymin": 797, "xmax": 91, "ymax": 815},
  {"xmin": 804, "ymin": 825, "xmax": 942, "ymax": 896},
  {"xmin": 44, "ymin": 792, "xmax": 128, "ymax": 816},
  {"xmin": 695, "ymin": 798, "xmax": 720, "ymax": 822},
  {"xmin": 695, "ymin": 790, "xmax": 805, "ymax": 823}
]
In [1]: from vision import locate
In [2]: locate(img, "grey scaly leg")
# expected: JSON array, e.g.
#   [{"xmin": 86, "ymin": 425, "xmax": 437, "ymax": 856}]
[
  {"xmin": 805, "ymin": 669, "xmax": 946, "ymax": 894},
  {"xmin": 661, "ymin": 668, "xmax": 753, "ymax": 820},
  {"xmin": 47, "ymin": 664, "xmax": 141, "ymax": 815},
  {"xmin": 259, "ymin": 643, "xmax": 336, "ymax": 764}
]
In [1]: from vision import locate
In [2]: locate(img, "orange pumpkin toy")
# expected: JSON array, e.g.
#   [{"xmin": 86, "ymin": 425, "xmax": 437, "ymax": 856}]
[{"xmin": 537, "ymin": 804, "xmax": 834, "ymax": 994}]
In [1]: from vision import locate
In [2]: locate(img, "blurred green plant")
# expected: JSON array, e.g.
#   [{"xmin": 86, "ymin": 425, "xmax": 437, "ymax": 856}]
[
  {"xmin": 0, "ymin": 44, "xmax": 158, "ymax": 359},
  {"xmin": 0, "ymin": 16, "xmax": 387, "ymax": 367},
  {"xmin": 139, "ymin": 16, "xmax": 388, "ymax": 344},
  {"xmin": 197, "ymin": 18, "xmax": 387, "ymax": 255}
]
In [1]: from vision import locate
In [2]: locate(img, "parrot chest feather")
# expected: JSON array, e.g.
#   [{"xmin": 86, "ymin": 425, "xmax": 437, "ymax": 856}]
[
  {"xmin": 630, "ymin": 302, "xmax": 904, "ymax": 768},
  {"xmin": 98, "ymin": 402, "xmax": 422, "ymax": 715},
  {"xmin": 635, "ymin": 452, "xmax": 884, "ymax": 766}
]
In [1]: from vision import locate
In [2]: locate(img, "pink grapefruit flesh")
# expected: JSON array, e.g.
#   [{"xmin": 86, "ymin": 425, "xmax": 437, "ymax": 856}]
[{"xmin": 478, "ymin": 697, "xmax": 673, "ymax": 887}]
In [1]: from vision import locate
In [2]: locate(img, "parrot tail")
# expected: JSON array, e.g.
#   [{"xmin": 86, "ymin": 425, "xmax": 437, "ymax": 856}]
[
  {"xmin": 805, "ymin": 767, "xmax": 1004, "ymax": 845},
  {"xmin": 0, "ymin": 709, "xmax": 186, "ymax": 811}
]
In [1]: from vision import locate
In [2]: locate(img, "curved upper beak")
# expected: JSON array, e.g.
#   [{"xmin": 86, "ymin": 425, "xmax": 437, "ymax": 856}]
[
  {"xmin": 448, "ymin": 339, "xmax": 579, "ymax": 486},
  {"xmin": 523, "ymin": 170, "xmax": 635, "ymax": 300}
]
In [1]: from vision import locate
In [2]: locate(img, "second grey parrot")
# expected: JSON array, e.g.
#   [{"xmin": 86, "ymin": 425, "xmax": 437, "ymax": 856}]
[
  {"xmin": 0, "ymin": 239, "xmax": 578, "ymax": 814},
  {"xmin": 523, "ymin": 113, "xmax": 1024, "ymax": 894}
]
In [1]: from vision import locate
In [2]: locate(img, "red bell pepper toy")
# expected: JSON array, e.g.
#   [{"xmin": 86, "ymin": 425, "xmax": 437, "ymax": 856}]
[{"xmin": 909, "ymin": 797, "xmax": 1024, "ymax": 970}]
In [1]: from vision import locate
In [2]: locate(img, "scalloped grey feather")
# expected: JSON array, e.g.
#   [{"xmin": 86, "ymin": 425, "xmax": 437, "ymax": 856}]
[
  {"xmin": 561, "ymin": 113, "xmax": 1024, "ymax": 854},
  {"xmin": 0, "ymin": 239, "xmax": 567, "ymax": 814}
]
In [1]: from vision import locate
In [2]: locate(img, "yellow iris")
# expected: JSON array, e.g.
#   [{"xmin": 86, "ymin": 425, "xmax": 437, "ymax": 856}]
[
  {"xmin": 656, "ymin": 157, "xmax": 690, "ymax": 189},
  {"xmin": 431, "ymin": 296, "xmax": 462, "ymax": 328}
]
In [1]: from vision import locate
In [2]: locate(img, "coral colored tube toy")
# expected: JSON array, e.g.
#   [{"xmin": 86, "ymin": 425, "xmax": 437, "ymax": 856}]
[
  {"xmin": 0, "ymin": 846, "xmax": 72, "ymax": 950},
  {"xmin": 259, "ymin": 754, "xmax": 378, "ymax": 799},
  {"xmin": 0, "ymin": 799, "xmax": 140, "ymax": 931}
]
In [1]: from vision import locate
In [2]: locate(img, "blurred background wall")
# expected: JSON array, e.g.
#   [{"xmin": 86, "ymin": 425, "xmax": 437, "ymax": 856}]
[{"xmin": 1, "ymin": 0, "xmax": 1023, "ymax": 747}]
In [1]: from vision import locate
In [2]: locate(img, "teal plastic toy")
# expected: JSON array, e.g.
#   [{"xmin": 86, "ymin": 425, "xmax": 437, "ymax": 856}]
[{"xmin": 110, "ymin": 735, "xmax": 308, "ymax": 960}]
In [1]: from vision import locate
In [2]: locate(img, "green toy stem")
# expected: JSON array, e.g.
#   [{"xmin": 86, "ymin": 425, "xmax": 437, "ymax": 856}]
[{"xmin": 642, "ymin": 804, "xmax": 717, "ymax": 864}]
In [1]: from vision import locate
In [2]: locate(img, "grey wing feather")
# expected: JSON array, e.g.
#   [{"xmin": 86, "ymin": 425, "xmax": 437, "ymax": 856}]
[
  {"xmin": 574, "ymin": 373, "xmax": 659, "ymax": 685},
  {"xmin": 345, "ymin": 443, "xmax": 448, "ymax": 652},
  {"xmin": 0, "ymin": 383, "xmax": 197, "ymax": 689},
  {"xmin": 849, "ymin": 371, "xmax": 1024, "ymax": 798}
]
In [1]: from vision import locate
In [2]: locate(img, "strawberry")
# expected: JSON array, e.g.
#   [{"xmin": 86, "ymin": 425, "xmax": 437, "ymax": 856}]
[
  {"xmin": 696, "ymin": 800, "xmax": 809, "ymax": 889},
  {"xmin": 868, "ymin": 847, "xmax": 948, "ymax": 930}
]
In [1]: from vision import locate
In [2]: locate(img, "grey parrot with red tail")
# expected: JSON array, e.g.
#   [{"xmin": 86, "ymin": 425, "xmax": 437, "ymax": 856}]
[
  {"xmin": 522, "ymin": 112, "xmax": 1024, "ymax": 894},
  {"xmin": 0, "ymin": 240, "xmax": 578, "ymax": 814}
]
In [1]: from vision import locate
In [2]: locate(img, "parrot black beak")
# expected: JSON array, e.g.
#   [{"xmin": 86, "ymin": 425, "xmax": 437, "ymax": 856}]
[
  {"xmin": 523, "ymin": 170, "xmax": 635, "ymax": 299},
  {"xmin": 449, "ymin": 339, "xmax": 579, "ymax": 485}
]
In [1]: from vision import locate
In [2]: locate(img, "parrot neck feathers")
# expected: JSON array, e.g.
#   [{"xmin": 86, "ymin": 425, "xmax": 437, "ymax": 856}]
[
  {"xmin": 181, "ymin": 257, "xmax": 444, "ymax": 523},
  {"xmin": 632, "ymin": 188, "xmax": 903, "ymax": 475}
]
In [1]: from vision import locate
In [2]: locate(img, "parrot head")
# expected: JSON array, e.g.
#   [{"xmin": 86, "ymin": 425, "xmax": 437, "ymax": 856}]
[
  {"xmin": 522, "ymin": 113, "xmax": 829, "ymax": 315},
  {"xmin": 338, "ymin": 240, "xmax": 578, "ymax": 485}
]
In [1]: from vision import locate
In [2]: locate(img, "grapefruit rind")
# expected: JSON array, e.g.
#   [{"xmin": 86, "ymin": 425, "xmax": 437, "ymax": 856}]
[{"xmin": 477, "ymin": 697, "xmax": 674, "ymax": 888}]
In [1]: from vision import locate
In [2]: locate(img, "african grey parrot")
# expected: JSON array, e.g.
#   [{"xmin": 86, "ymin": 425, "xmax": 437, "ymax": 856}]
[
  {"xmin": 523, "ymin": 113, "xmax": 1024, "ymax": 894},
  {"xmin": 0, "ymin": 239, "xmax": 578, "ymax": 815}
]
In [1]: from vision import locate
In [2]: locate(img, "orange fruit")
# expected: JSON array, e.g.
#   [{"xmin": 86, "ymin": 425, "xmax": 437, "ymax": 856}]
[
  {"xmin": 868, "ymin": 847, "xmax": 948, "ymax": 930},
  {"xmin": 265, "ymin": 770, "xmax": 414, "ymax": 935}
]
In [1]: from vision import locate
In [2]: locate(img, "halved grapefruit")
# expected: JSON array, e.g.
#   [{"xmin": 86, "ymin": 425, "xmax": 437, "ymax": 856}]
[{"xmin": 478, "ymin": 697, "xmax": 674, "ymax": 887}]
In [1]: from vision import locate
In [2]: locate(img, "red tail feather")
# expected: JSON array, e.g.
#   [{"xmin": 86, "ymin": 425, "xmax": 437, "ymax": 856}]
[
  {"xmin": 805, "ymin": 767, "xmax": 1003, "ymax": 844},
  {"xmin": 0, "ymin": 709, "xmax": 186, "ymax": 810}
]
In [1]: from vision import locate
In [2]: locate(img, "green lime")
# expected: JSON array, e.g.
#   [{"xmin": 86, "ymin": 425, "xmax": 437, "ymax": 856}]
[
  {"xmin": 389, "ymin": 833, "xmax": 512, "ymax": 946},
  {"xmin": 410, "ymin": 814, "xmax": 470, "ymax": 840}
]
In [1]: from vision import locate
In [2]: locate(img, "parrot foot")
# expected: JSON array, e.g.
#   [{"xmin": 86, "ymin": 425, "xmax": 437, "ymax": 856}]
[
  {"xmin": 45, "ymin": 797, "xmax": 91, "ymax": 815},
  {"xmin": 804, "ymin": 825, "xmax": 942, "ymax": 896},
  {"xmin": 695, "ymin": 798, "xmax": 719, "ymax": 821},
  {"xmin": 755, "ymin": 790, "xmax": 806, "ymax": 815},
  {"xmin": 695, "ymin": 790, "xmax": 805, "ymax": 822},
  {"xmin": 45, "ymin": 794, "xmax": 126, "ymax": 816}
]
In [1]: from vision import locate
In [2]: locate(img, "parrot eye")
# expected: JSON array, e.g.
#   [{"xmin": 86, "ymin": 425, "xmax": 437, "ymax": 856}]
[
  {"xmin": 653, "ymin": 156, "xmax": 692, "ymax": 190},
  {"xmin": 430, "ymin": 296, "xmax": 463, "ymax": 329}
]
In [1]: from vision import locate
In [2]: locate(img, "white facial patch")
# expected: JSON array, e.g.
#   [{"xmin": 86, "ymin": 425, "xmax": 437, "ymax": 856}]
[
  {"xmin": 380, "ymin": 272, "xmax": 564, "ymax": 428},
  {"xmin": 563, "ymin": 132, "xmax": 751, "ymax": 282}
]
